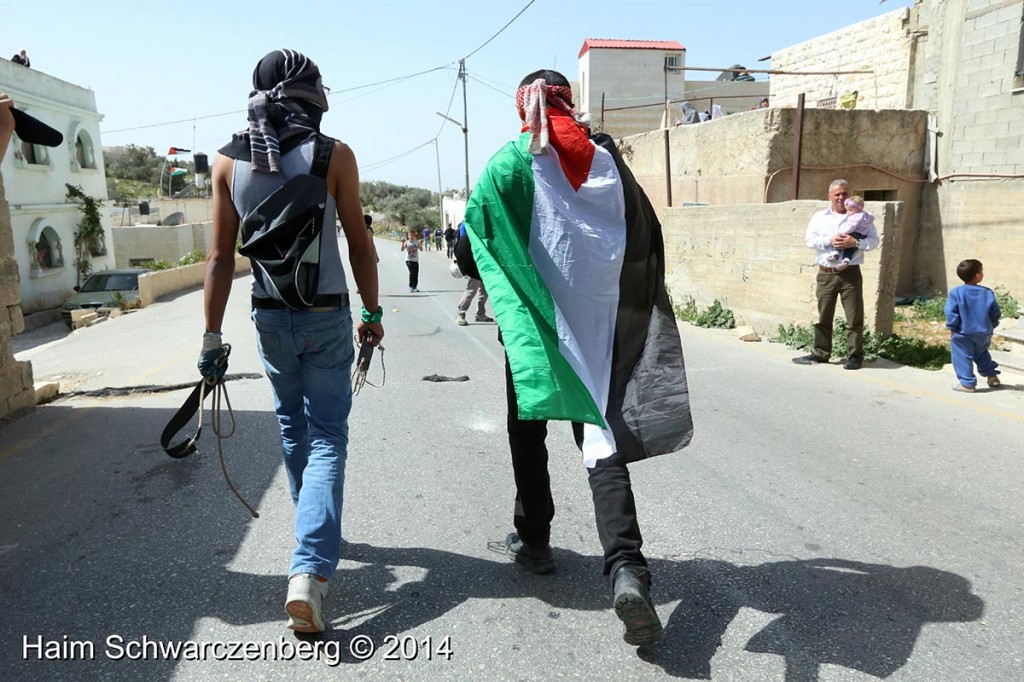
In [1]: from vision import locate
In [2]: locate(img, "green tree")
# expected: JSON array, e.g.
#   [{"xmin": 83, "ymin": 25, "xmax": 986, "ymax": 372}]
[{"xmin": 65, "ymin": 184, "xmax": 106, "ymax": 287}]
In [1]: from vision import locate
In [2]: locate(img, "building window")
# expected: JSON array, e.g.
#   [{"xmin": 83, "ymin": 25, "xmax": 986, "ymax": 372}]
[
  {"xmin": 20, "ymin": 139, "xmax": 51, "ymax": 166},
  {"xmin": 863, "ymin": 189, "xmax": 898, "ymax": 202},
  {"xmin": 665, "ymin": 53, "xmax": 681, "ymax": 69},
  {"xmin": 75, "ymin": 130, "xmax": 96, "ymax": 169},
  {"xmin": 33, "ymin": 226, "xmax": 65, "ymax": 273}
]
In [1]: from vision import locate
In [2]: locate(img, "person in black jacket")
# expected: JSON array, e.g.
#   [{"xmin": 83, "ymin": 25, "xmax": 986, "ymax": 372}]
[{"xmin": 11, "ymin": 50, "xmax": 30, "ymax": 67}]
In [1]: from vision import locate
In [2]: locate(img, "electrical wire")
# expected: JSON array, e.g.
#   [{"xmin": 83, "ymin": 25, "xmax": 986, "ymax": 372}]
[
  {"xmin": 467, "ymin": 74, "xmax": 514, "ymax": 98},
  {"xmin": 462, "ymin": 0, "xmax": 537, "ymax": 60}
]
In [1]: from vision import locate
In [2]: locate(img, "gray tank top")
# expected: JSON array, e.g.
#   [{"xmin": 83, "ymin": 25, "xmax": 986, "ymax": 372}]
[{"xmin": 231, "ymin": 137, "xmax": 348, "ymax": 299}]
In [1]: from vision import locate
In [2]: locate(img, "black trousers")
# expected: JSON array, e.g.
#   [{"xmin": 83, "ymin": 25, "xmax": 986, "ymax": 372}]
[
  {"xmin": 406, "ymin": 261, "xmax": 419, "ymax": 289},
  {"xmin": 505, "ymin": 357, "xmax": 645, "ymax": 583}
]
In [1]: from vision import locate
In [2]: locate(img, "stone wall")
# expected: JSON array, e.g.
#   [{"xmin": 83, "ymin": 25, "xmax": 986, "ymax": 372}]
[
  {"xmin": 907, "ymin": 0, "xmax": 1024, "ymax": 298},
  {"xmin": 661, "ymin": 200, "xmax": 903, "ymax": 338},
  {"xmin": 0, "ymin": 177, "xmax": 35, "ymax": 421},
  {"xmin": 622, "ymin": 107, "xmax": 926, "ymax": 295},
  {"xmin": 111, "ymin": 222, "xmax": 214, "ymax": 268},
  {"xmin": 770, "ymin": 8, "xmax": 915, "ymax": 110}
]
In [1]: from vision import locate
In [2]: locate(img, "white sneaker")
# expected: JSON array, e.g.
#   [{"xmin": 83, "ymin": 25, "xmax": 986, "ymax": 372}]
[
  {"xmin": 456, "ymin": 315, "xmax": 468, "ymax": 326},
  {"xmin": 286, "ymin": 574, "xmax": 328, "ymax": 633},
  {"xmin": 835, "ymin": 259, "xmax": 850, "ymax": 272}
]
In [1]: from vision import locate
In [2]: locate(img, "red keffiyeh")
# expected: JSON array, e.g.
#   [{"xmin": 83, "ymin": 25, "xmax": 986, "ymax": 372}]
[{"xmin": 516, "ymin": 79, "xmax": 594, "ymax": 190}]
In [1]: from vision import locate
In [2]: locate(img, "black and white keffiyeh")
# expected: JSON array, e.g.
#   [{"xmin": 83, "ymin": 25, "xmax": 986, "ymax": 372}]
[{"xmin": 222, "ymin": 49, "xmax": 329, "ymax": 173}]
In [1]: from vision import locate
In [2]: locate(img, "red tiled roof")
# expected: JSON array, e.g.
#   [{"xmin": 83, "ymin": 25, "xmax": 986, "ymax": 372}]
[{"xmin": 579, "ymin": 39, "xmax": 686, "ymax": 58}]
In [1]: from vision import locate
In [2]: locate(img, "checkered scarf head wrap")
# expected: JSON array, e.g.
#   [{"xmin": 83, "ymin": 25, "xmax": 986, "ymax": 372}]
[
  {"xmin": 247, "ymin": 49, "xmax": 329, "ymax": 173},
  {"xmin": 515, "ymin": 78, "xmax": 591, "ymax": 155}
]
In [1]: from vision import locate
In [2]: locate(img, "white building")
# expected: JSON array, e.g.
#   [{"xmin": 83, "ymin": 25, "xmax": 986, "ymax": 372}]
[
  {"xmin": 578, "ymin": 39, "xmax": 687, "ymax": 138},
  {"xmin": 0, "ymin": 60, "xmax": 115, "ymax": 313}
]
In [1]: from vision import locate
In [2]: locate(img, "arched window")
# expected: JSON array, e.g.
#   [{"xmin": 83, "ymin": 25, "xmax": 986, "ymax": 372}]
[
  {"xmin": 74, "ymin": 129, "xmax": 96, "ymax": 170},
  {"xmin": 27, "ymin": 219, "xmax": 65, "ymax": 277}
]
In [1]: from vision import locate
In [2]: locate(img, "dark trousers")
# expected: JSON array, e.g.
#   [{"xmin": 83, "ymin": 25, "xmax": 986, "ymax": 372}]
[
  {"xmin": 813, "ymin": 265, "xmax": 864, "ymax": 360},
  {"xmin": 839, "ymin": 231, "xmax": 867, "ymax": 261},
  {"xmin": 505, "ymin": 358, "xmax": 645, "ymax": 583},
  {"xmin": 406, "ymin": 261, "xmax": 419, "ymax": 289}
]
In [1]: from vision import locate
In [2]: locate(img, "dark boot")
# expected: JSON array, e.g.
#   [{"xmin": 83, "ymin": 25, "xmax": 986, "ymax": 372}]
[
  {"xmin": 505, "ymin": 532, "xmax": 555, "ymax": 574},
  {"xmin": 612, "ymin": 565, "xmax": 663, "ymax": 646}
]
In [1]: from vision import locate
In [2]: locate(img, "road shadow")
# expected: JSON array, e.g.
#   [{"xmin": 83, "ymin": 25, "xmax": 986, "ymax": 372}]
[
  {"xmin": 0, "ymin": 403, "xmax": 984, "ymax": 679},
  {"xmin": 0, "ymin": 402, "xmax": 285, "ymax": 681},
  {"xmin": 321, "ymin": 544, "xmax": 983, "ymax": 677}
]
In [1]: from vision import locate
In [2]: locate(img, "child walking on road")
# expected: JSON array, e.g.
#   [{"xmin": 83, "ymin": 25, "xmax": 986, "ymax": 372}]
[{"xmin": 945, "ymin": 258, "xmax": 1001, "ymax": 393}]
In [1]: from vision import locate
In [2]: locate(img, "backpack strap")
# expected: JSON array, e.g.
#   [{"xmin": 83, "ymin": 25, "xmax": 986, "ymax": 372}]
[{"xmin": 311, "ymin": 133, "xmax": 334, "ymax": 179}]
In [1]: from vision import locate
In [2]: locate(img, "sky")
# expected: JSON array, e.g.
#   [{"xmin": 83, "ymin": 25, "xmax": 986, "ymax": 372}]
[{"xmin": 3, "ymin": 0, "xmax": 913, "ymax": 193}]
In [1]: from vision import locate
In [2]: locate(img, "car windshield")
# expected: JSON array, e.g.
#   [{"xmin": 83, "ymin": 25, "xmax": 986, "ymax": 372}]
[{"xmin": 80, "ymin": 273, "xmax": 139, "ymax": 293}]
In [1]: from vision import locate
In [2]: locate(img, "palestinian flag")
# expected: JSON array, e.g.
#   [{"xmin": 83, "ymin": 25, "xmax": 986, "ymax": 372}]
[
  {"xmin": 464, "ymin": 121, "xmax": 692, "ymax": 466},
  {"xmin": 169, "ymin": 167, "xmax": 187, "ymax": 176}
]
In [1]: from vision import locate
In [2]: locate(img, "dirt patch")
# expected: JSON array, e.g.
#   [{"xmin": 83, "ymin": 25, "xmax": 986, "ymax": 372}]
[{"xmin": 893, "ymin": 313, "xmax": 1010, "ymax": 350}]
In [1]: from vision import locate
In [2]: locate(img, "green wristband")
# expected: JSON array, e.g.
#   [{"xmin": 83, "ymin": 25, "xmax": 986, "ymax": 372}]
[{"xmin": 361, "ymin": 306, "xmax": 383, "ymax": 324}]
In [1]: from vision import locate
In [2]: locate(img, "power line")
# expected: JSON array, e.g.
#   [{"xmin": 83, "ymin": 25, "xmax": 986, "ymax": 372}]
[
  {"xmin": 462, "ymin": 0, "xmax": 537, "ymax": 60},
  {"xmin": 104, "ymin": 65, "xmax": 454, "ymax": 135},
  {"xmin": 467, "ymin": 74, "xmax": 514, "ymax": 99}
]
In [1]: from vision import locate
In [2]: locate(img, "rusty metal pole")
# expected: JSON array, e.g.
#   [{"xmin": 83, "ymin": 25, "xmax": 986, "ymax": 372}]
[{"xmin": 791, "ymin": 93, "xmax": 805, "ymax": 201}]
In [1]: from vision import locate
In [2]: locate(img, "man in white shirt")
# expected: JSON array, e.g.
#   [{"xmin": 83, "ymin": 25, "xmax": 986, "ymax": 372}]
[{"xmin": 793, "ymin": 179, "xmax": 880, "ymax": 370}]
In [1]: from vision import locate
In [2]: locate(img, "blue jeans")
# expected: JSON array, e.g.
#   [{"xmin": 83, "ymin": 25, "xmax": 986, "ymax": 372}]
[
  {"xmin": 252, "ymin": 307, "xmax": 354, "ymax": 580},
  {"xmin": 950, "ymin": 332, "xmax": 999, "ymax": 388}
]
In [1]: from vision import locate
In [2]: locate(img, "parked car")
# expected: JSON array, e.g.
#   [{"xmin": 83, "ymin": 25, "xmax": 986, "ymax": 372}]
[{"xmin": 60, "ymin": 268, "xmax": 150, "ymax": 328}]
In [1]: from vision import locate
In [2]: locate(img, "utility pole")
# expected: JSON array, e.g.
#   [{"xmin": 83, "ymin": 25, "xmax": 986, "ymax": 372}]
[
  {"xmin": 433, "ymin": 139, "xmax": 444, "ymax": 231},
  {"xmin": 459, "ymin": 59, "xmax": 470, "ymax": 200}
]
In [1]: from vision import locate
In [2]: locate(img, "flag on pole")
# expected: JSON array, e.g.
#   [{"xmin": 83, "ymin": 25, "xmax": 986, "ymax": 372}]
[
  {"xmin": 464, "ymin": 124, "xmax": 692, "ymax": 466},
  {"xmin": 169, "ymin": 167, "xmax": 187, "ymax": 176},
  {"xmin": 168, "ymin": 147, "xmax": 191, "ymax": 155}
]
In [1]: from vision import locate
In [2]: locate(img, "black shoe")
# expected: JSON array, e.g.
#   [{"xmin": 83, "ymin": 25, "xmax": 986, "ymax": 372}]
[
  {"xmin": 792, "ymin": 354, "xmax": 828, "ymax": 365},
  {"xmin": 505, "ymin": 532, "xmax": 555, "ymax": 574},
  {"xmin": 612, "ymin": 565, "xmax": 663, "ymax": 646},
  {"xmin": 843, "ymin": 356, "xmax": 863, "ymax": 370}
]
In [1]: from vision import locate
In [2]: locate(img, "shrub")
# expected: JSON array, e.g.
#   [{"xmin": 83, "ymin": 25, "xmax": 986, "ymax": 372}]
[
  {"xmin": 770, "ymin": 320, "xmax": 949, "ymax": 370},
  {"xmin": 694, "ymin": 300, "xmax": 736, "ymax": 329},
  {"xmin": 178, "ymin": 249, "xmax": 206, "ymax": 266},
  {"xmin": 994, "ymin": 286, "xmax": 1020, "ymax": 319},
  {"xmin": 674, "ymin": 296, "xmax": 699, "ymax": 323}
]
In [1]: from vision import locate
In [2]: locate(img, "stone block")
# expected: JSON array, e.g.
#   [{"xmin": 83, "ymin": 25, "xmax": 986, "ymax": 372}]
[
  {"xmin": 34, "ymin": 381, "xmax": 60, "ymax": 405},
  {"xmin": 20, "ymin": 360, "xmax": 33, "ymax": 390},
  {"xmin": 9, "ymin": 305, "xmax": 24, "ymax": 336},
  {"xmin": 6, "ymin": 387, "xmax": 35, "ymax": 416},
  {"xmin": 733, "ymin": 325, "xmax": 762, "ymax": 342}
]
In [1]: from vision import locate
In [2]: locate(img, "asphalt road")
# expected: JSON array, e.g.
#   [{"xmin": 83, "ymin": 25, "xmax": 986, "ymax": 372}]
[{"xmin": 2, "ymin": 234, "xmax": 1023, "ymax": 681}]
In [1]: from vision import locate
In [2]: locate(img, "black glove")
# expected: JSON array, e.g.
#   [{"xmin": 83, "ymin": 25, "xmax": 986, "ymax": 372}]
[{"xmin": 198, "ymin": 332, "xmax": 228, "ymax": 382}]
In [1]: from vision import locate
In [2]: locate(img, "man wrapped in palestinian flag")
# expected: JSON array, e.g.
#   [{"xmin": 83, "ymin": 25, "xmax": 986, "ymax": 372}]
[{"xmin": 459, "ymin": 69, "xmax": 693, "ymax": 647}]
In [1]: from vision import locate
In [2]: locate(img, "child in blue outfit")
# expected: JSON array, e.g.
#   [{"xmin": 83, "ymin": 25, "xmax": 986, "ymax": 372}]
[{"xmin": 945, "ymin": 259, "xmax": 1001, "ymax": 392}]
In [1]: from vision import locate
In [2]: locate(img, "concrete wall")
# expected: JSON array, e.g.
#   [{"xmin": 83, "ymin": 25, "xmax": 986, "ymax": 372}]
[
  {"xmin": 661, "ymin": 200, "xmax": 903, "ymax": 338},
  {"xmin": 909, "ymin": 0, "xmax": 1024, "ymax": 298},
  {"xmin": 622, "ymin": 107, "xmax": 927, "ymax": 295},
  {"xmin": 770, "ymin": 8, "xmax": 915, "ymax": 110},
  {"xmin": 0, "ymin": 60, "xmax": 116, "ymax": 314},
  {"xmin": 0, "ymin": 177, "xmax": 35, "ymax": 420},
  {"xmin": 111, "ymin": 222, "xmax": 214, "ymax": 268},
  {"xmin": 137, "ymin": 254, "xmax": 250, "ymax": 307}
]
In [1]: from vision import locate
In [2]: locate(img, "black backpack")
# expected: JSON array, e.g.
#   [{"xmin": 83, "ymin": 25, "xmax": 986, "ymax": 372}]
[{"xmin": 238, "ymin": 134, "xmax": 333, "ymax": 309}]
